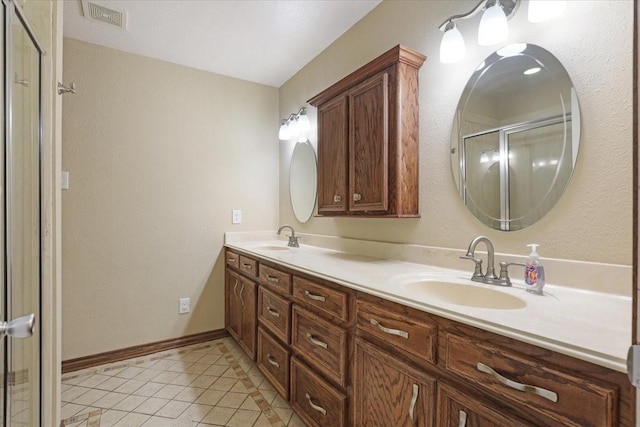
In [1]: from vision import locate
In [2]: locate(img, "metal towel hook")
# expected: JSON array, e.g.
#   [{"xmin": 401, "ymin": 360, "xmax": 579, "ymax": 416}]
[{"xmin": 57, "ymin": 82, "xmax": 77, "ymax": 95}]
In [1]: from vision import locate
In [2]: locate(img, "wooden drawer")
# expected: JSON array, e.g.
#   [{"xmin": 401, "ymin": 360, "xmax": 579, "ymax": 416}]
[
  {"xmin": 239, "ymin": 255, "xmax": 257, "ymax": 277},
  {"xmin": 290, "ymin": 357, "xmax": 347, "ymax": 427},
  {"xmin": 259, "ymin": 264, "xmax": 292, "ymax": 295},
  {"xmin": 436, "ymin": 383, "xmax": 530, "ymax": 427},
  {"xmin": 356, "ymin": 299, "xmax": 437, "ymax": 365},
  {"xmin": 293, "ymin": 276, "xmax": 349, "ymax": 322},
  {"xmin": 225, "ymin": 249, "xmax": 240, "ymax": 269},
  {"xmin": 258, "ymin": 286, "xmax": 291, "ymax": 343},
  {"xmin": 443, "ymin": 333, "xmax": 618, "ymax": 427},
  {"xmin": 257, "ymin": 327, "xmax": 290, "ymax": 399},
  {"xmin": 291, "ymin": 305, "xmax": 348, "ymax": 387}
]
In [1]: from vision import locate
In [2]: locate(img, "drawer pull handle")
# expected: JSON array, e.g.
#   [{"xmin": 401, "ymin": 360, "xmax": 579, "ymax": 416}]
[
  {"xmin": 306, "ymin": 333, "xmax": 328, "ymax": 349},
  {"xmin": 227, "ymin": 257, "xmax": 236, "ymax": 263},
  {"xmin": 304, "ymin": 290, "xmax": 326, "ymax": 302},
  {"xmin": 409, "ymin": 384, "xmax": 418, "ymax": 427},
  {"xmin": 458, "ymin": 410, "xmax": 467, "ymax": 427},
  {"xmin": 476, "ymin": 362, "xmax": 558, "ymax": 403},
  {"xmin": 242, "ymin": 263, "xmax": 253, "ymax": 269},
  {"xmin": 239, "ymin": 282, "xmax": 245, "ymax": 306},
  {"xmin": 333, "ymin": 195, "xmax": 342, "ymax": 203},
  {"xmin": 233, "ymin": 279, "xmax": 239, "ymax": 300},
  {"xmin": 305, "ymin": 393, "xmax": 327, "ymax": 416},
  {"xmin": 370, "ymin": 318, "xmax": 409, "ymax": 339},
  {"xmin": 266, "ymin": 354, "xmax": 280, "ymax": 368},
  {"xmin": 265, "ymin": 274, "xmax": 280, "ymax": 283},
  {"xmin": 353, "ymin": 192, "xmax": 362, "ymax": 202},
  {"xmin": 266, "ymin": 307, "xmax": 280, "ymax": 318}
]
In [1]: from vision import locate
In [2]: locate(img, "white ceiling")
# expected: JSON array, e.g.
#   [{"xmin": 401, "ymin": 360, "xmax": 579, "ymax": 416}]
[{"xmin": 63, "ymin": 0, "xmax": 382, "ymax": 88}]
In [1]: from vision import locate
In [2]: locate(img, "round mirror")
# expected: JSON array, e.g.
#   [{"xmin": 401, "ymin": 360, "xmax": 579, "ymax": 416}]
[
  {"xmin": 290, "ymin": 139, "xmax": 318, "ymax": 223},
  {"xmin": 451, "ymin": 43, "xmax": 580, "ymax": 231}
]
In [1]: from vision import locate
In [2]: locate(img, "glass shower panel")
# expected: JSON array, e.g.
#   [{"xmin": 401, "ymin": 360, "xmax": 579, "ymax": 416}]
[
  {"xmin": 7, "ymin": 6, "xmax": 41, "ymax": 425},
  {"xmin": 463, "ymin": 131, "xmax": 501, "ymax": 229},
  {"xmin": 507, "ymin": 121, "xmax": 569, "ymax": 229}
]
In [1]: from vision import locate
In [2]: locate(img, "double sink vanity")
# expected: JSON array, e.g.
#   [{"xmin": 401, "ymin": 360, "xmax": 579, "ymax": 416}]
[{"xmin": 224, "ymin": 231, "xmax": 633, "ymax": 427}]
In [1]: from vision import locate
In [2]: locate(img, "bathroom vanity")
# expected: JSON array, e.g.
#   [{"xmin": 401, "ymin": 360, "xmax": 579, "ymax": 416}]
[{"xmin": 224, "ymin": 235, "xmax": 634, "ymax": 427}]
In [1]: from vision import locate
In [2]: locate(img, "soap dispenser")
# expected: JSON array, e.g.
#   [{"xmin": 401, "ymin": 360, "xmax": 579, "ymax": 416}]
[{"xmin": 524, "ymin": 244, "xmax": 545, "ymax": 295}]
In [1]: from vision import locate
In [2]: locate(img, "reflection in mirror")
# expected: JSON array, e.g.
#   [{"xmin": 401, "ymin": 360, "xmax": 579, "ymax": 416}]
[
  {"xmin": 290, "ymin": 139, "xmax": 318, "ymax": 223},
  {"xmin": 451, "ymin": 43, "xmax": 580, "ymax": 231}
]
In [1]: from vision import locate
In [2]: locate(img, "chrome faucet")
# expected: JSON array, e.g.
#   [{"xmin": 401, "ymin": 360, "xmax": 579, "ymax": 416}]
[
  {"xmin": 460, "ymin": 236, "xmax": 503, "ymax": 286},
  {"xmin": 277, "ymin": 224, "xmax": 300, "ymax": 248}
]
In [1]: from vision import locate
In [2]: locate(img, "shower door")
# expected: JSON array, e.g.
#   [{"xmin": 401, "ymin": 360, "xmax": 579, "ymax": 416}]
[{"xmin": 2, "ymin": 1, "xmax": 43, "ymax": 425}]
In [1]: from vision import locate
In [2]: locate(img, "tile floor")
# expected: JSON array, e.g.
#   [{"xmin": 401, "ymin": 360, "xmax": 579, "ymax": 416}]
[{"xmin": 60, "ymin": 337, "xmax": 305, "ymax": 426}]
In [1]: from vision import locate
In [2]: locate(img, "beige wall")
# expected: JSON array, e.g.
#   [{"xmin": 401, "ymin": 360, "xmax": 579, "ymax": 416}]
[
  {"xmin": 279, "ymin": 0, "xmax": 633, "ymax": 265},
  {"xmin": 62, "ymin": 39, "xmax": 279, "ymax": 360}
]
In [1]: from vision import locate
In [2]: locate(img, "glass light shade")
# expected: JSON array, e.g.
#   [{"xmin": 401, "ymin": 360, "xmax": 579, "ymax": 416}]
[
  {"xmin": 528, "ymin": 0, "xmax": 566, "ymax": 23},
  {"xmin": 288, "ymin": 118, "xmax": 301, "ymax": 139},
  {"xmin": 278, "ymin": 122, "xmax": 290, "ymax": 140},
  {"xmin": 297, "ymin": 113, "xmax": 311, "ymax": 133},
  {"xmin": 478, "ymin": 4, "xmax": 508, "ymax": 46},
  {"xmin": 440, "ymin": 25, "xmax": 466, "ymax": 64}
]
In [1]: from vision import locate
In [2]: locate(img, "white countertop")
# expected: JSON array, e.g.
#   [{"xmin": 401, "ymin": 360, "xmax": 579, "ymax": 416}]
[{"xmin": 225, "ymin": 239, "xmax": 632, "ymax": 373}]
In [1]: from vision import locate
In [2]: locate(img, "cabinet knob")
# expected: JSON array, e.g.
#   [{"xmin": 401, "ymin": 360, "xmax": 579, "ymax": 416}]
[
  {"xmin": 353, "ymin": 193, "xmax": 362, "ymax": 202},
  {"xmin": 333, "ymin": 195, "xmax": 342, "ymax": 203}
]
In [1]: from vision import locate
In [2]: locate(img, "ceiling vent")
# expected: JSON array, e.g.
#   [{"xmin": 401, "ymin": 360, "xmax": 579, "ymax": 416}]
[{"xmin": 81, "ymin": 1, "xmax": 127, "ymax": 29}]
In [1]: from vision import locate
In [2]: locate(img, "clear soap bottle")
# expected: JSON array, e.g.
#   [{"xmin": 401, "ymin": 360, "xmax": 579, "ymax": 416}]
[{"xmin": 524, "ymin": 244, "xmax": 545, "ymax": 295}]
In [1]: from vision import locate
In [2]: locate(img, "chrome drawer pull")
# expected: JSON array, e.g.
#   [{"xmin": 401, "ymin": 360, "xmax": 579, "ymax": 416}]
[
  {"xmin": 458, "ymin": 410, "xmax": 467, "ymax": 427},
  {"xmin": 476, "ymin": 362, "xmax": 558, "ymax": 402},
  {"xmin": 305, "ymin": 393, "xmax": 327, "ymax": 416},
  {"xmin": 233, "ymin": 280, "xmax": 239, "ymax": 300},
  {"xmin": 266, "ymin": 354, "xmax": 280, "ymax": 368},
  {"xmin": 265, "ymin": 274, "xmax": 280, "ymax": 283},
  {"xmin": 370, "ymin": 318, "xmax": 409, "ymax": 339},
  {"xmin": 266, "ymin": 307, "xmax": 280, "ymax": 318},
  {"xmin": 306, "ymin": 333, "xmax": 328, "ymax": 349},
  {"xmin": 227, "ymin": 257, "xmax": 236, "ymax": 263},
  {"xmin": 409, "ymin": 384, "xmax": 418, "ymax": 427},
  {"xmin": 304, "ymin": 290, "xmax": 326, "ymax": 302},
  {"xmin": 353, "ymin": 192, "xmax": 362, "ymax": 202},
  {"xmin": 333, "ymin": 195, "xmax": 342, "ymax": 203},
  {"xmin": 239, "ymin": 282, "xmax": 245, "ymax": 306},
  {"xmin": 242, "ymin": 263, "xmax": 253, "ymax": 269}
]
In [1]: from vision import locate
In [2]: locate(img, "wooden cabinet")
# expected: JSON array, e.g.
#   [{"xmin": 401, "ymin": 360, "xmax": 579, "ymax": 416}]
[
  {"xmin": 224, "ymin": 248, "xmax": 634, "ymax": 426},
  {"xmin": 224, "ymin": 250, "xmax": 258, "ymax": 361},
  {"xmin": 309, "ymin": 44, "xmax": 426, "ymax": 217},
  {"xmin": 354, "ymin": 337, "xmax": 435, "ymax": 427}
]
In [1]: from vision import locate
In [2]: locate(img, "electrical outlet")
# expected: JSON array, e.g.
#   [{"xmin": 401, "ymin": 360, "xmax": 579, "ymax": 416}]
[
  {"xmin": 179, "ymin": 298, "xmax": 190, "ymax": 314},
  {"xmin": 232, "ymin": 209, "xmax": 242, "ymax": 224}
]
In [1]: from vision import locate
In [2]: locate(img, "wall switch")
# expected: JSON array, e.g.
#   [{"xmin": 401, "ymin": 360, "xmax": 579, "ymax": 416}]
[
  {"xmin": 61, "ymin": 171, "xmax": 69, "ymax": 190},
  {"xmin": 179, "ymin": 298, "xmax": 190, "ymax": 314},
  {"xmin": 232, "ymin": 209, "xmax": 242, "ymax": 224}
]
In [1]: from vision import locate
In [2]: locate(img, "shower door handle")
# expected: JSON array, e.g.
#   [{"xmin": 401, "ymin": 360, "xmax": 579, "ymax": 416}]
[{"xmin": 0, "ymin": 313, "xmax": 35, "ymax": 338}]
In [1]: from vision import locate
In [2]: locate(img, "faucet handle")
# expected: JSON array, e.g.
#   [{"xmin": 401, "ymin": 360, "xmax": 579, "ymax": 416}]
[
  {"xmin": 498, "ymin": 262, "xmax": 526, "ymax": 286},
  {"xmin": 460, "ymin": 255, "xmax": 483, "ymax": 278}
]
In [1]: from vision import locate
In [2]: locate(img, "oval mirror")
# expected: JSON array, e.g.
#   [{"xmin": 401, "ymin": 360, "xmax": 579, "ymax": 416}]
[
  {"xmin": 290, "ymin": 139, "xmax": 318, "ymax": 223},
  {"xmin": 451, "ymin": 43, "xmax": 580, "ymax": 231}
]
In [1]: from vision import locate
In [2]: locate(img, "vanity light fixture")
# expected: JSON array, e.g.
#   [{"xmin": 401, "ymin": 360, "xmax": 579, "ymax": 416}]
[
  {"xmin": 438, "ymin": 0, "xmax": 565, "ymax": 64},
  {"xmin": 278, "ymin": 107, "xmax": 311, "ymax": 141}
]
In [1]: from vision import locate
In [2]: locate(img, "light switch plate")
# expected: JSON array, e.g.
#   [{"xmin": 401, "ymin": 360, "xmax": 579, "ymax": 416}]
[{"xmin": 232, "ymin": 209, "xmax": 242, "ymax": 224}]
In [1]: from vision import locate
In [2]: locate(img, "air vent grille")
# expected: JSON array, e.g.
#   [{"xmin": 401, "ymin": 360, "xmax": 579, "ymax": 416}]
[{"xmin": 81, "ymin": 1, "xmax": 127, "ymax": 29}]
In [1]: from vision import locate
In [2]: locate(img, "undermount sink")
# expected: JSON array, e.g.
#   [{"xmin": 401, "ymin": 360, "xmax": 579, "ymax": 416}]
[
  {"xmin": 402, "ymin": 280, "xmax": 527, "ymax": 310},
  {"xmin": 254, "ymin": 245, "xmax": 290, "ymax": 251}
]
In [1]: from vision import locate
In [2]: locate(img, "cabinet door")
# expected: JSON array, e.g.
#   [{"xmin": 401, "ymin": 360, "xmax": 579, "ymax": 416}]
[
  {"xmin": 238, "ymin": 277, "xmax": 257, "ymax": 360},
  {"xmin": 349, "ymin": 71, "xmax": 389, "ymax": 212},
  {"xmin": 354, "ymin": 338, "xmax": 435, "ymax": 427},
  {"xmin": 317, "ymin": 95, "xmax": 348, "ymax": 214},
  {"xmin": 226, "ymin": 270, "xmax": 242, "ymax": 342},
  {"xmin": 436, "ymin": 383, "xmax": 531, "ymax": 427}
]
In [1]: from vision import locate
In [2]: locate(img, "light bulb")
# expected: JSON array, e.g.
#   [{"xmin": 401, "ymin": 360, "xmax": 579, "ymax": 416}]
[
  {"xmin": 478, "ymin": 4, "xmax": 508, "ymax": 46},
  {"xmin": 439, "ymin": 24, "xmax": 466, "ymax": 64},
  {"xmin": 528, "ymin": 0, "xmax": 566, "ymax": 23},
  {"xmin": 278, "ymin": 121, "xmax": 290, "ymax": 141}
]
